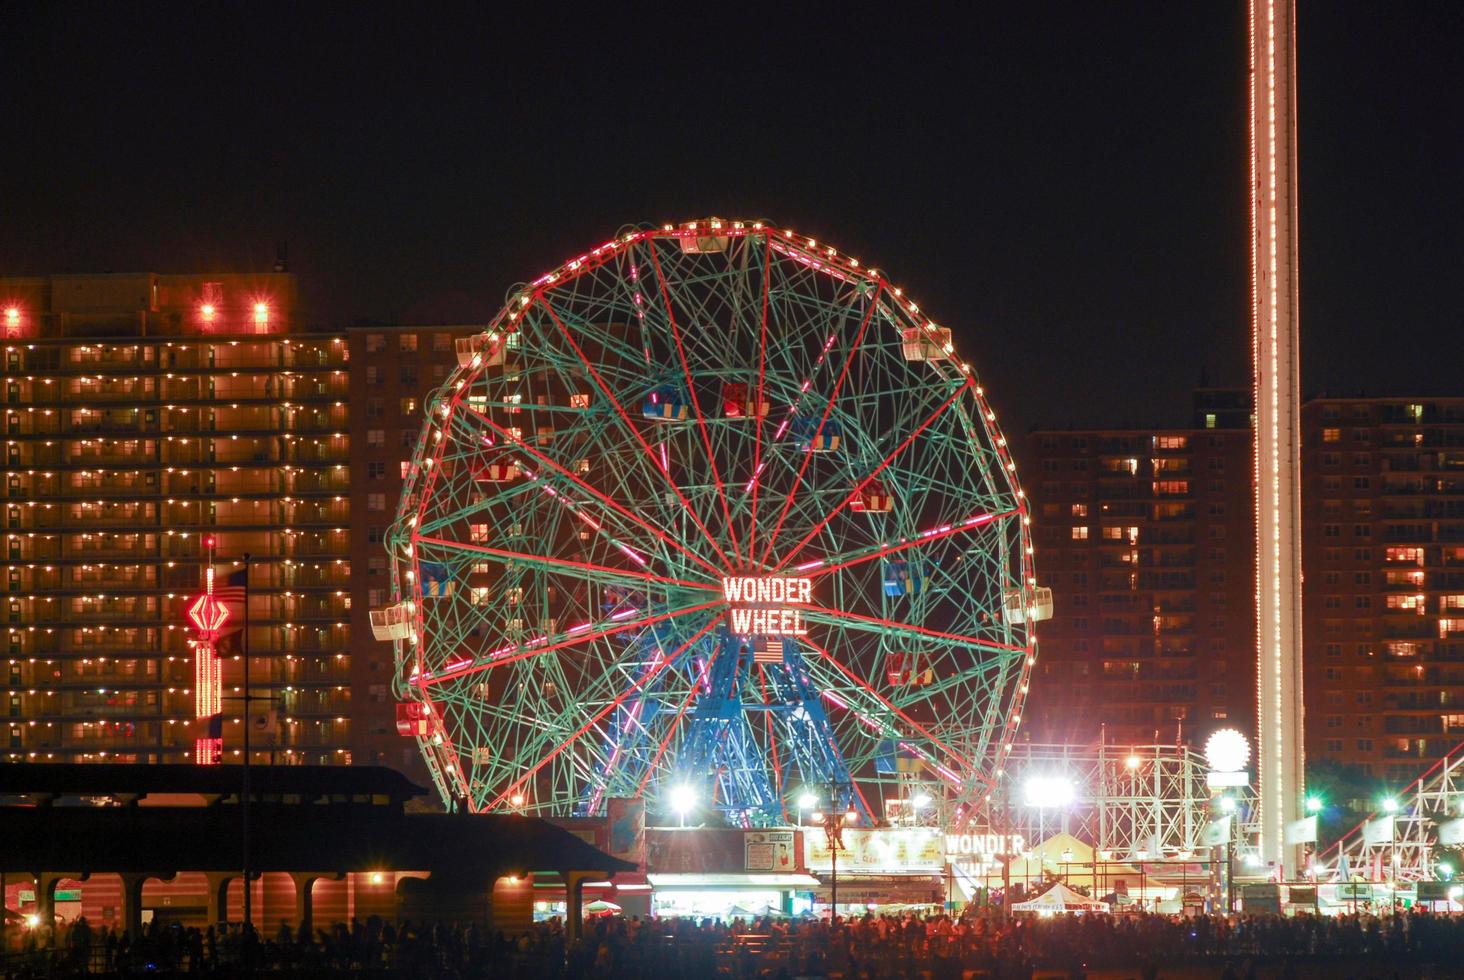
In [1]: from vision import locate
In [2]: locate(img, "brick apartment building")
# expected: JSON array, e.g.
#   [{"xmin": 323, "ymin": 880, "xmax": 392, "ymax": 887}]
[
  {"xmin": 1301, "ymin": 396, "xmax": 1464, "ymax": 784},
  {"xmin": 1022, "ymin": 390, "xmax": 1258, "ymax": 750}
]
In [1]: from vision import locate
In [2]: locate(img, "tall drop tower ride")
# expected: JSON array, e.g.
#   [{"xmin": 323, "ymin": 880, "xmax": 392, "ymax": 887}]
[{"xmin": 1250, "ymin": 0, "xmax": 1305, "ymax": 877}]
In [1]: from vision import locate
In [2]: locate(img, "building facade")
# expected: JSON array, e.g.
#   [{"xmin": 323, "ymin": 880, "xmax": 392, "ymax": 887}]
[
  {"xmin": 345, "ymin": 325, "xmax": 474, "ymax": 783},
  {"xmin": 1301, "ymin": 396, "xmax": 1464, "ymax": 784},
  {"xmin": 1022, "ymin": 392, "xmax": 1257, "ymax": 750},
  {"xmin": 1, "ymin": 273, "xmax": 471, "ymax": 786}
]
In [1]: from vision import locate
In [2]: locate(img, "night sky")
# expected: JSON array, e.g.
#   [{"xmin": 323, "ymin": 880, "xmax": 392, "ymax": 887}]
[{"xmin": 3, "ymin": 3, "xmax": 1459, "ymax": 437}]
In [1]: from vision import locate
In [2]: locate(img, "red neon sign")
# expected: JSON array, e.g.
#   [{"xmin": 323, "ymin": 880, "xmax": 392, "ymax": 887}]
[{"xmin": 190, "ymin": 564, "xmax": 226, "ymax": 765}]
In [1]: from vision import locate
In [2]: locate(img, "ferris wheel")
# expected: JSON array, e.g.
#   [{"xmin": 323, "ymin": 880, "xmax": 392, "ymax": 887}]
[{"xmin": 377, "ymin": 219, "xmax": 1049, "ymax": 826}]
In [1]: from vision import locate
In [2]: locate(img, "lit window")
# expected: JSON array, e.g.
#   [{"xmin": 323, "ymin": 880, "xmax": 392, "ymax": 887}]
[
  {"xmin": 1070, "ymin": 503, "xmax": 1088, "ymax": 518},
  {"xmin": 399, "ymin": 333, "xmax": 417, "ymax": 352},
  {"xmin": 253, "ymin": 302, "xmax": 270, "ymax": 330},
  {"xmin": 367, "ymin": 494, "xmax": 385, "ymax": 512},
  {"xmin": 1071, "ymin": 526, "xmax": 1088, "ymax": 540},
  {"xmin": 1323, "ymin": 428, "xmax": 1341, "ymax": 443}
]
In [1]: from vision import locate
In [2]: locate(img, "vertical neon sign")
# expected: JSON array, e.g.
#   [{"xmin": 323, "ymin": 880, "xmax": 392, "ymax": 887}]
[{"xmin": 186, "ymin": 540, "xmax": 228, "ymax": 764}]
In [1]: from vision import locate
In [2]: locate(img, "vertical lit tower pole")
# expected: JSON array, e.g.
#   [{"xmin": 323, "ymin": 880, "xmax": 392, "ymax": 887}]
[{"xmin": 1250, "ymin": 0, "xmax": 1305, "ymax": 878}]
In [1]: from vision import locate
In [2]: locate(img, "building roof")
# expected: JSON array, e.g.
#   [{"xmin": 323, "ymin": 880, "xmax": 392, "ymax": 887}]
[
  {"xmin": 0, "ymin": 806, "xmax": 634, "ymax": 879},
  {"xmin": 0, "ymin": 763, "xmax": 426, "ymax": 804}
]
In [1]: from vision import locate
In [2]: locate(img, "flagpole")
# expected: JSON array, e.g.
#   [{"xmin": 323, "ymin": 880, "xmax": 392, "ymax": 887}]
[{"xmin": 241, "ymin": 551, "xmax": 252, "ymax": 936}]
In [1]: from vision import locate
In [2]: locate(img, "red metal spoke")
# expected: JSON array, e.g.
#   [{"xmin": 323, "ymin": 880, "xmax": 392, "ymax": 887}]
[
  {"xmin": 798, "ymin": 634, "xmax": 972, "ymax": 770},
  {"xmin": 772, "ymin": 382, "xmax": 967, "ymax": 572},
  {"xmin": 747, "ymin": 235, "xmax": 773, "ymax": 562},
  {"xmin": 758, "ymin": 282, "xmax": 883, "ymax": 567},
  {"xmin": 419, "ymin": 599, "xmax": 723, "ymax": 685},
  {"xmin": 458, "ymin": 402, "xmax": 724, "ymax": 578},
  {"xmin": 413, "ymin": 536, "xmax": 717, "ymax": 592},
  {"xmin": 798, "ymin": 509, "xmax": 1020, "ymax": 581},
  {"xmin": 804, "ymin": 603, "xmax": 1024, "ymax": 655},
  {"xmin": 648, "ymin": 244, "xmax": 743, "ymax": 567},
  {"xmin": 537, "ymin": 296, "xmax": 735, "ymax": 569},
  {"xmin": 487, "ymin": 614, "xmax": 727, "ymax": 810}
]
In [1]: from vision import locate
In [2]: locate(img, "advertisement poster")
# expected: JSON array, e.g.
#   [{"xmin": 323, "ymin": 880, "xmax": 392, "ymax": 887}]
[
  {"xmin": 744, "ymin": 830, "xmax": 797, "ymax": 872},
  {"xmin": 606, "ymin": 797, "xmax": 646, "ymax": 869}
]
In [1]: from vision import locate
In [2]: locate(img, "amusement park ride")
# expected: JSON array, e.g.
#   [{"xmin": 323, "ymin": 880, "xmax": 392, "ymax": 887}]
[
  {"xmin": 359, "ymin": 0, "xmax": 1464, "ymax": 902},
  {"xmin": 376, "ymin": 218, "xmax": 1050, "ymax": 829}
]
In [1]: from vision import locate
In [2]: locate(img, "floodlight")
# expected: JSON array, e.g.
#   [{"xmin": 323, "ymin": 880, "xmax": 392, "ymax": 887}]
[
  {"xmin": 796, "ymin": 791, "xmax": 818, "ymax": 810},
  {"xmin": 1219, "ymin": 795, "xmax": 1237, "ymax": 814},
  {"xmin": 1244, "ymin": 853, "xmax": 1262, "ymax": 868},
  {"xmin": 1381, "ymin": 797, "xmax": 1399, "ymax": 814},
  {"xmin": 1125, "ymin": 755, "xmax": 1141, "ymax": 770},
  {"xmin": 670, "ymin": 784, "xmax": 696, "ymax": 813},
  {"xmin": 1022, "ymin": 774, "xmax": 1076, "ymax": 809},
  {"xmin": 911, "ymin": 791, "xmax": 932, "ymax": 809},
  {"xmin": 1305, "ymin": 796, "xmax": 1323, "ymax": 814}
]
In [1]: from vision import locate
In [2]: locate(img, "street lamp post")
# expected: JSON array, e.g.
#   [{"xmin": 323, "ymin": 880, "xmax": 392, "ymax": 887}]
[
  {"xmin": 240, "ymin": 552, "xmax": 252, "ymax": 933},
  {"xmin": 814, "ymin": 783, "xmax": 852, "ymax": 920}
]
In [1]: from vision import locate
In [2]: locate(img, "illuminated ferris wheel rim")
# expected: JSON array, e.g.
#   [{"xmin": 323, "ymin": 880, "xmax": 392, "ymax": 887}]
[{"xmin": 383, "ymin": 217, "xmax": 1047, "ymax": 817}]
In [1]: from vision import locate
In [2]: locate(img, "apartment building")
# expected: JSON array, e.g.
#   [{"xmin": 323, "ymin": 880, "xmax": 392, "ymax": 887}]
[
  {"xmin": 1301, "ymin": 396, "xmax": 1464, "ymax": 783},
  {"xmin": 1, "ymin": 273, "xmax": 471, "ymax": 786},
  {"xmin": 1022, "ymin": 391, "xmax": 1257, "ymax": 749}
]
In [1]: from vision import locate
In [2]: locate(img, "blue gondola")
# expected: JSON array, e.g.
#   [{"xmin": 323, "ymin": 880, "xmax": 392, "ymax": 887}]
[
  {"xmin": 875, "ymin": 739, "xmax": 924, "ymax": 774},
  {"xmin": 641, "ymin": 386, "xmax": 691, "ymax": 422},
  {"xmin": 882, "ymin": 560, "xmax": 928, "ymax": 597},
  {"xmin": 793, "ymin": 415, "xmax": 841, "ymax": 452},
  {"xmin": 421, "ymin": 562, "xmax": 454, "ymax": 597}
]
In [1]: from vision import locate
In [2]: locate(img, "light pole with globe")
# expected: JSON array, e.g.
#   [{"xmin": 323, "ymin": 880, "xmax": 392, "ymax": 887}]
[{"xmin": 1204, "ymin": 728, "xmax": 1252, "ymax": 911}]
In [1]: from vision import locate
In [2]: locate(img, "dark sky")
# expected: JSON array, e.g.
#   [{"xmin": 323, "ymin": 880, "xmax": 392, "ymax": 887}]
[{"xmin": 3, "ymin": 3, "xmax": 1459, "ymax": 436}]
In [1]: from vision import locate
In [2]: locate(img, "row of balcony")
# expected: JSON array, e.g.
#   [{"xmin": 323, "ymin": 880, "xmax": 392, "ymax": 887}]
[
  {"xmin": 6, "ymin": 537, "xmax": 349, "ymax": 562},
  {"xmin": 5, "ymin": 375, "xmax": 349, "ymax": 404},
  {"xmin": 5, "ymin": 657, "xmax": 352, "ymax": 686},
  {"xmin": 8, "ymin": 341, "xmax": 348, "ymax": 373}
]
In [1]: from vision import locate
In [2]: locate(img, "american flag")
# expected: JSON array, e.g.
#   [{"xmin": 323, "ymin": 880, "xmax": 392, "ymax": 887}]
[
  {"xmin": 752, "ymin": 636, "xmax": 783, "ymax": 665},
  {"xmin": 215, "ymin": 567, "xmax": 248, "ymax": 631}
]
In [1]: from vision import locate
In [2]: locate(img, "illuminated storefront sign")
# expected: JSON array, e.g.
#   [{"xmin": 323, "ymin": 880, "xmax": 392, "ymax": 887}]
[
  {"xmin": 943, "ymin": 832, "xmax": 1026, "ymax": 860},
  {"xmin": 722, "ymin": 576, "xmax": 811, "ymax": 637}
]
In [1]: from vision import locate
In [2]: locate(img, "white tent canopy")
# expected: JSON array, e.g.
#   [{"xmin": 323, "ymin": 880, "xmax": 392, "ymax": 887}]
[{"xmin": 1011, "ymin": 882, "xmax": 1110, "ymax": 914}]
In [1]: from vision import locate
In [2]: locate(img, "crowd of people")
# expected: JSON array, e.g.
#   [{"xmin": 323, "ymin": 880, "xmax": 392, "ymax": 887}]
[{"xmin": 5, "ymin": 906, "xmax": 1464, "ymax": 977}]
